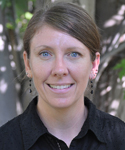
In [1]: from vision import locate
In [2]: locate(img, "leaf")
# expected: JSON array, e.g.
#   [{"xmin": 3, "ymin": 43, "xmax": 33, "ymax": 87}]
[
  {"xmin": 119, "ymin": 69, "xmax": 125, "ymax": 80},
  {"xmin": 15, "ymin": 0, "xmax": 28, "ymax": 17},
  {"xmin": 113, "ymin": 63, "xmax": 122, "ymax": 70},
  {"xmin": 1, "ymin": 0, "xmax": 7, "ymax": 9},
  {"xmin": 1, "ymin": 0, "xmax": 11, "ymax": 9},
  {"xmin": 6, "ymin": 23, "xmax": 14, "ymax": 29},
  {"xmin": 113, "ymin": 58, "xmax": 125, "ymax": 80},
  {"xmin": 25, "ymin": 12, "xmax": 33, "ymax": 20},
  {"xmin": 121, "ymin": 59, "xmax": 125, "ymax": 65},
  {"xmin": 113, "ymin": 58, "xmax": 125, "ymax": 70}
]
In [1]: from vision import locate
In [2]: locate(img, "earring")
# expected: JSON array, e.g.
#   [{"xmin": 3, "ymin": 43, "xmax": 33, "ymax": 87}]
[
  {"xmin": 95, "ymin": 69, "xmax": 98, "ymax": 76},
  {"xmin": 26, "ymin": 72, "xmax": 32, "ymax": 93},
  {"xmin": 90, "ymin": 80, "xmax": 93, "ymax": 94},
  {"xmin": 29, "ymin": 79, "xmax": 32, "ymax": 93}
]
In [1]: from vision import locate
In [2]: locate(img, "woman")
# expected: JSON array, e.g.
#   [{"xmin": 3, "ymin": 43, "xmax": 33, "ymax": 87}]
[{"xmin": 0, "ymin": 1, "xmax": 125, "ymax": 150}]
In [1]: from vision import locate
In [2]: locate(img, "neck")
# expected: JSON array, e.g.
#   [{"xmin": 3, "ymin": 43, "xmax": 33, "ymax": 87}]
[{"xmin": 37, "ymin": 97, "xmax": 88, "ymax": 147}]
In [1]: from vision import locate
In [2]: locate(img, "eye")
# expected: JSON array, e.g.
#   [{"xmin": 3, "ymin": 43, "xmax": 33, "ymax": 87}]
[
  {"xmin": 39, "ymin": 51, "xmax": 51, "ymax": 58},
  {"xmin": 40, "ymin": 52, "xmax": 49, "ymax": 56},
  {"xmin": 70, "ymin": 52, "xmax": 81, "ymax": 57}
]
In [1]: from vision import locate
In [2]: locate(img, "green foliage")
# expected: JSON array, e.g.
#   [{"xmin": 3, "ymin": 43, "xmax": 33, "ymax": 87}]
[
  {"xmin": 1, "ymin": 0, "xmax": 34, "ymax": 34},
  {"xmin": 16, "ymin": 11, "xmax": 33, "ymax": 33},
  {"xmin": 113, "ymin": 59, "xmax": 125, "ymax": 79},
  {"xmin": 114, "ymin": 58, "xmax": 125, "ymax": 100},
  {"xmin": 25, "ymin": 12, "xmax": 33, "ymax": 20},
  {"xmin": 1, "ymin": 0, "xmax": 11, "ymax": 9},
  {"xmin": 1, "ymin": 0, "xmax": 15, "ymax": 29},
  {"xmin": 15, "ymin": 0, "xmax": 34, "ymax": 33},
  {"xmin": 1, "ymin": 0, "xmax": 28, "ymax": 13},
  {"xmin": 15, "ymin": 0, "xmax": 28, "ymax": 18},
  {"xmin": 6, "ymin": 23, "xmax": 14, "ymax": 29}
]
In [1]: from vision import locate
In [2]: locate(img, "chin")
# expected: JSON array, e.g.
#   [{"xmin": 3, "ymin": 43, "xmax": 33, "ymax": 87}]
[{"xmin": 49, "ymin": 98, "xmax": 75, "ymax": 109}]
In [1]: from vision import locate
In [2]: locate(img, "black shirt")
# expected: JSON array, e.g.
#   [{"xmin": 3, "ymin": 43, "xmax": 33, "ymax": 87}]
[{"xmin": 0, "ymin": 97, "xmax": 125, "ymax": 150}]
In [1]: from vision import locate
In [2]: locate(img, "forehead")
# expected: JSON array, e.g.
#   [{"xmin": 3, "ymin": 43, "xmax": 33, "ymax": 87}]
[{"xmin": 30, "ymin": 24, "xmax": 89, "ymax": 51}]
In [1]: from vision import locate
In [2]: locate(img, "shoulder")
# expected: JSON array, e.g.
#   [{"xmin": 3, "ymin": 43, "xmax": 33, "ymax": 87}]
[
  {"xmin": 0, "ymin": 115, "xmax": 24, "ymax": 149},
  {"xmin": 97, "ymin": 109, "xmax": 125, "ymax": 129},
  {"xmin": 85, "ymin": 97, "xmax": 125, "ymax": 130},
  {"xmin": 0, "ymin": 98, "xmax": 37, "ymax": 150},
  {"xmin": 86, "ymin": 97, "xmax": 125, "ymax": 149},
  {"xmin": 97, "ymin": 109, "xmax": 125, "ymax": 148},
  {"xmin": 0, "ymin": 114, "xmax": 21, "ymax": 134}
]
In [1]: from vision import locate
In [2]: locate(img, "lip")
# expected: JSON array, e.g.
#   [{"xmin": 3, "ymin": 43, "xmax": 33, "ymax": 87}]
[{"xmin": 46, "ymin": 83, "xmax": 74, "ymax": 93}]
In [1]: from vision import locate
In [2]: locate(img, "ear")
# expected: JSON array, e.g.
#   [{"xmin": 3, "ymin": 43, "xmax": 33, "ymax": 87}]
[
  {"xmin": 23, "ymin": 51, "xmax": 32, "ymax": 78},
  {"xmin": 89, "ymin": 52, "xmax": 100, "ymax": 80}
]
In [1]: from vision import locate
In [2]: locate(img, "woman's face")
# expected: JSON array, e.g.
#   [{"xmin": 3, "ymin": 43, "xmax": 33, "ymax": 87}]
[{"xmin": 23, "ymin": 25, "xmax": 100, "ymax": 109}]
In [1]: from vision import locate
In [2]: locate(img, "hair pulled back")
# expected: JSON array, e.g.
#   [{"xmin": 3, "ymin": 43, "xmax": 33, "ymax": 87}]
[{"xmin": 23, "ymin": 1, "xmax": 100, "ymax": 61}]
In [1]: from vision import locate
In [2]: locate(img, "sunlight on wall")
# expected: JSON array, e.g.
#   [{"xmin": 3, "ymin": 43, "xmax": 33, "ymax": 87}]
[
  {"xmin": 122, "ymin": 76, "xmax": 125, "ymax": 88},
  {"xmin": 117, "ymin": 78, "xmax": 120, "ymax": 83},
  {"xmin": 119, "ymin": 5, "xmax": 125, "ymax": 15},
  {"xmin": 0, "ymin": 36, "xmax": 4, "ymax": 51},
  {"xmin": 104, "ymin": 4, "xmax": 125, "ymax": 28},
  {"xmin": 17, "ymin": 40, "xmax": 23, "ymax": 51},
  {"xmin": 8, "ymin": 44, "xmax": 12, "ymax": 51},
  {"xmin": 10, "ymin": 61, "xmax": 16, "ymax": 70},
  {"xmin": 0, "ymin": 79, "xmax": 8, "ymax": 94},
  {"xmin": 110, "ymin": 99, "xmax": 120, "ymax": 116},
  {"xmin": 0, "ymin": 24, "xmax": 3, "ymax": 33},
  {"xmin": 108, "ymin": 32, "xmax": 120, "ymax": 51},
  {"xmin": 112, "ymin": 33, "xmax": 120, "ymax": 45},
  {"xmin": 82, "ymin": 5, "xmax": 86, "ymax": 9},
  {"xmin": 119, "ymin": 33, "xmax": 125, "ymax": 43},
  {"xmin": 0, "ymin": 67, "xmax": 8, "ymax": 93},
  {"xmin": 0, "ymin": 66, "xmax": 6, "ymax": 72},
  {"xmin": 102, "ymin": 46, "xmax": 107, "ymax": 54},
  {"xmin": 16, "ymin": 101, "xmax": 23, "ymax": 115},
  {"xmin": 122, "ymin": 76, "xmax": 125, "ymax": 81},
  {"xmin": 15, "ymin": 83, "xmax": 21, "ymax": 91},
  {"xmin": 110, "ymin": 99, "xmax": 120, "ymax": 109},
  {"xmin": 122, "ymin": 82, "xmax": 125, "ymax": 88},
  {"xmin": 102, "ymin": 37, "xmax": 112, "ymax": 54},
  {"xmin": 103, "ymin": 61, "xmax": 108, "ymax": 68},
  {"xmin": 100, "ymin": 86, "xmax": 112, "ymax": 96},
  {"xmin": 104, "ymin": 20, "xmax": 116, "ymax": 28}
]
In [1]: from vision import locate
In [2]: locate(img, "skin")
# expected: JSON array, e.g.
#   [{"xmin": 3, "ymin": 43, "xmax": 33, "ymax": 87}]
[{"xmin": 23, "ymin": 24, "xmax": 100, "ymax": 147}]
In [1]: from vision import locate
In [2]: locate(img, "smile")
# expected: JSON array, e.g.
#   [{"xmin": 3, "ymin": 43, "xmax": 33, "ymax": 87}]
[{"xmin": 48, "ymin": 84, "xmax": 73, "ymax": 89}]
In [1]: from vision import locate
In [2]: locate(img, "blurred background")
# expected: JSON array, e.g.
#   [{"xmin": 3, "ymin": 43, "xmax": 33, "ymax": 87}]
[{"xmin": 0, "ymin": 0, "xmax": 125, "ymax": 126}]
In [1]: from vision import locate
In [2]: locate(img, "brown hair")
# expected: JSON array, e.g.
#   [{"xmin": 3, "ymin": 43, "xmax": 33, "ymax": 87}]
[{"xmin": 23, "ymin": 1, "xmax": 100, "ymax": 61}]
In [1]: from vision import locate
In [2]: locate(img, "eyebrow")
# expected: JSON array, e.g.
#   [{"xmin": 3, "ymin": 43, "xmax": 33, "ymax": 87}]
[
  {"xmin": 33, "ymin": 45, "xmax": 85, "ymax": 51},
  {"xmin": 33, "ymin": 45, "xmax": 52, "ymax": 51}
]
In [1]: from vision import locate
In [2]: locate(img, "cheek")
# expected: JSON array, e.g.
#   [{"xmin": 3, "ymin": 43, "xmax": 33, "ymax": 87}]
[
  {"xmin": 31, "ymin": 66, "xmax": 49, "ymax": 93},
  {"xmin": 30, "ymin": 60, "xmax": 50, "ymax": 82},
  {"xmin": 71, "ymin": 62, "xmax": 91, "ymax": 78}
]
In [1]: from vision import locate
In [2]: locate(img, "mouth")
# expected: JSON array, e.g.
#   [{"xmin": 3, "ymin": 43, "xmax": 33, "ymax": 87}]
[{"xmin": 47, "ymin": 84, "xmax": 74, "ymax": 90}]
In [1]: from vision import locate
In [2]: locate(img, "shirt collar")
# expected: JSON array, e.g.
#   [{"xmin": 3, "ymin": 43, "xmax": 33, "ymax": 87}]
[
  {"xmin": 20, "ymin": 97, "xmax": 48, "ymax": 150},
  {"xmin": 20, "ymin": 97, "xmax": 106, "ymax": 150},
  {"xmin": 79, "ymin": 97, "xmax": 106, "ymax": 143}
]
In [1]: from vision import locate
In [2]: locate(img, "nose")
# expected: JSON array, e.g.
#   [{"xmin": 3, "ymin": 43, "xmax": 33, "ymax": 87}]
[{"xmin": 51, "ymin": 57, "xmax": 68, "ymax": 77}]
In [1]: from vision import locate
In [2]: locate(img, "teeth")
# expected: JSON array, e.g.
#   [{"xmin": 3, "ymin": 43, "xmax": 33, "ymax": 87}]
[{"xmin": 49, "ymin": 84, "xmax": 72, "ymax": 89}]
